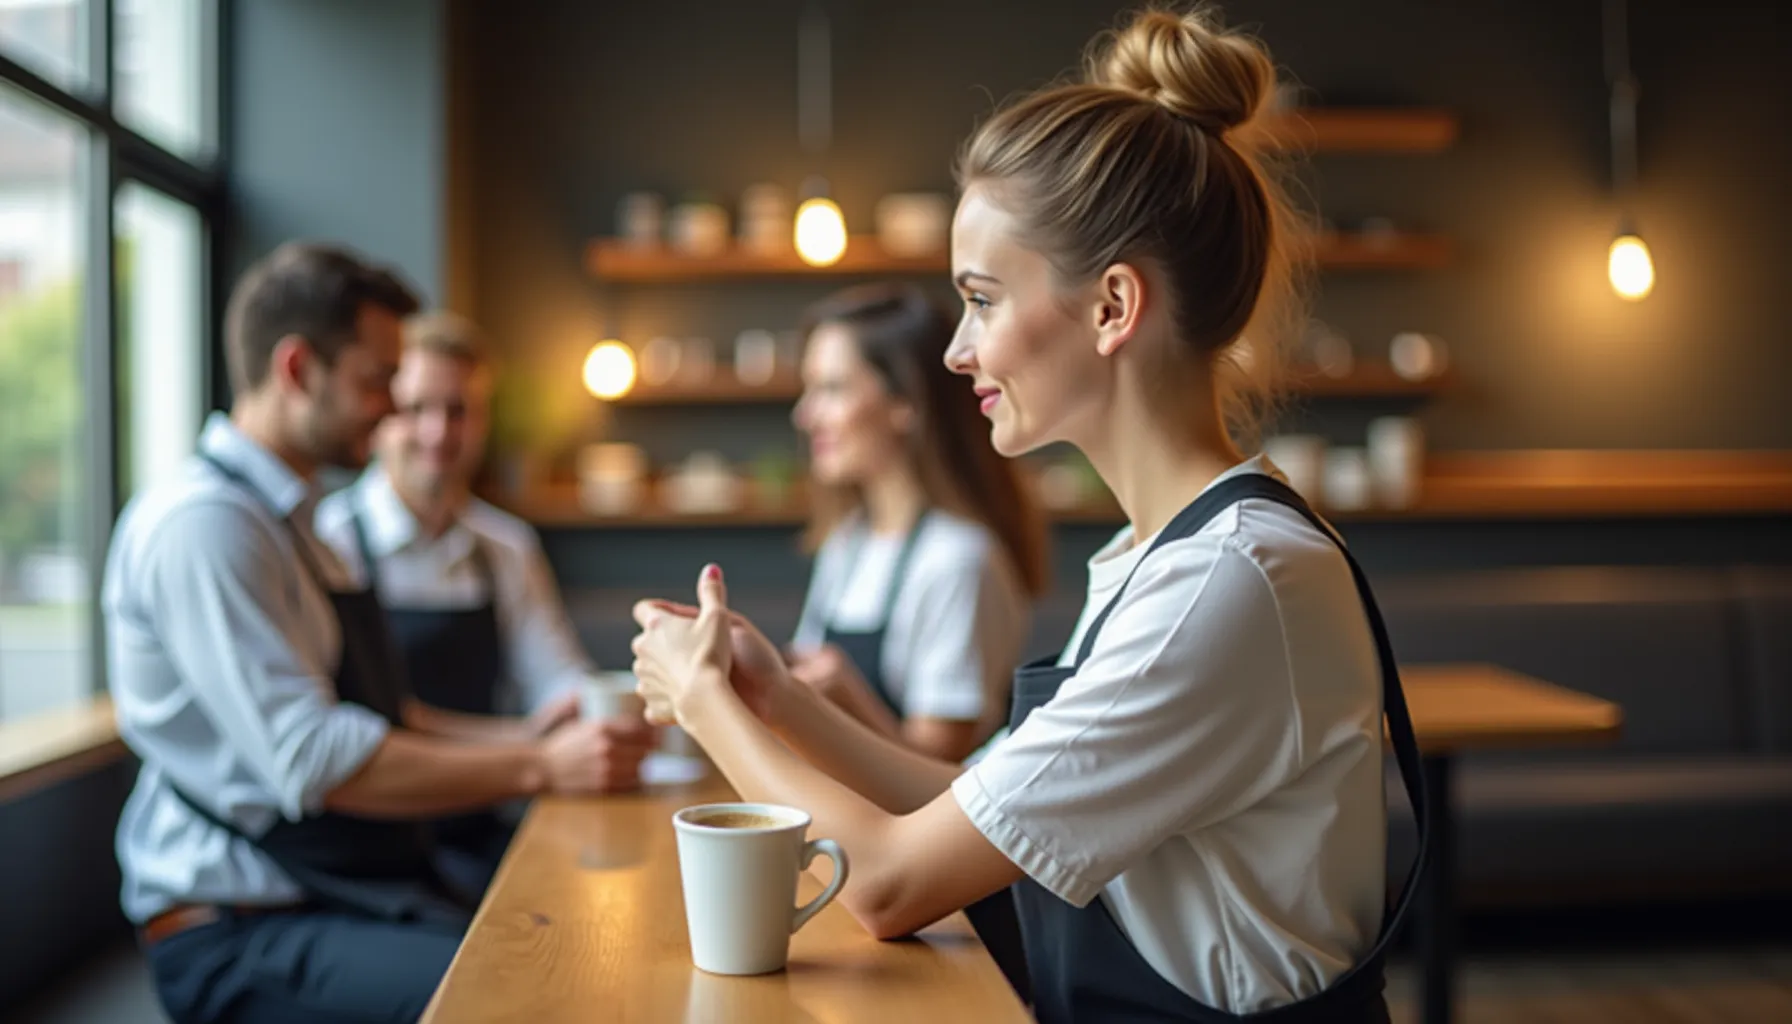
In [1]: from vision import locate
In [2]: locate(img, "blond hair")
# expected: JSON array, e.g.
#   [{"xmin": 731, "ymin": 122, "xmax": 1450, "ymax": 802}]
[
  {"xmin": 402, "ymin": 310, "xmax": 491, "ymax": 368},
  {"xmin": 956, "ymin": 5, "xmax": 1309, "ymax": 444}
]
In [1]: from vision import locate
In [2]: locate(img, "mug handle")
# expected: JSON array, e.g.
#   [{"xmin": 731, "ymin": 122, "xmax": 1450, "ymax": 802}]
[{"xmin": 790, "ymin": 838, "xmax": 849, "ymax": 934}]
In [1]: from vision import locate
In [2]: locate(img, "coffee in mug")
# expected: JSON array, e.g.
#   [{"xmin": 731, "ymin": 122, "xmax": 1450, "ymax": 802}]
[{"xmin": 672, "ymin": 802, "xmax": 849, "ymax": 975}]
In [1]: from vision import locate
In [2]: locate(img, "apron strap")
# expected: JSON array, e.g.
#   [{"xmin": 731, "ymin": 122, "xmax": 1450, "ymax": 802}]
[
  {"xmin": 350, "ymin": 494, "xmax": 504, "ymax": 629},
  {"xmin": 1067, "ymin": 472, "xmax": 1432, "ymax": 963},
  {"xmin": 833, "ymin": 509, "xmax": 932, "ymax": 632}
]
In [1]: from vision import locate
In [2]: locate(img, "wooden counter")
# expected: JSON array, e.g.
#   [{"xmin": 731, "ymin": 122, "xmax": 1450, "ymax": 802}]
[{"xmin": 422, "ymin": 774, "xmax": 1028, "ymax": 1023}]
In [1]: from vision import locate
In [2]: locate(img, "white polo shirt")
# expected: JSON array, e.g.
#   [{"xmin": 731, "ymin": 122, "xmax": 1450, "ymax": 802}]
[
  {"xmin": 952, "ymin": 457, "xmax": 1387, "ymax": 1014},
  {"xmin": 792, "ymin": 510, "xmax": 1029, "ymax": 733}
]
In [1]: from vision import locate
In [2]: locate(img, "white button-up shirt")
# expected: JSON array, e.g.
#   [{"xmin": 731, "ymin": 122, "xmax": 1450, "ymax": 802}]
[
  {"xmin": 107, "ymin": 414, "xmax": 393, "ymax": 923},
  {"xmin": 314, "ymin": 466, "xmax": 598, "ymax": 715},
  {"xmin": 952, "ymin": 458, "xmax": 1387, "ymax": 1013}
]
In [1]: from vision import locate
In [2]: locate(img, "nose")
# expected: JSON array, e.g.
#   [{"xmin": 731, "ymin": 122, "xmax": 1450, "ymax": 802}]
[{"xmin": 943, "ymin": 319, "xmax": 976, "ymax": 375}]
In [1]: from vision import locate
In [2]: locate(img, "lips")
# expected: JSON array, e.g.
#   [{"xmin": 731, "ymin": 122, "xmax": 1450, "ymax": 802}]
[{"xmin": 973, "ymin": 385, "xmax": 1001, "ymax": 415}]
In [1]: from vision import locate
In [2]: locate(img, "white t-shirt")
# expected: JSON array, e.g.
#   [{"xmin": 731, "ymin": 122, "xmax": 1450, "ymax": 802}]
[
  {"xmin": 951, "ymin": 457, "xmax": 1387, "ymax": 1014},
  {"xmin": 792, "ymin": 510, "xmax": 1029, "ymax": 732}
]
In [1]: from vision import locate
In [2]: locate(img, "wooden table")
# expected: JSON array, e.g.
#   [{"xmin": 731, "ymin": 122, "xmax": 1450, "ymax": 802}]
[
  {"xmin": 421, "ymin": 774, "xmax": 1029, "ymax": 1023},
  {"xmin": 1398, "ymin": 664, "xmax": 1623, "ymax": 1024}
]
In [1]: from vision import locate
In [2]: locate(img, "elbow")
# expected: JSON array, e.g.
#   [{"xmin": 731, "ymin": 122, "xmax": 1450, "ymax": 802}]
[{"xmin": 842, "ymin": 874, "xmax": 932, "ymax": 941}]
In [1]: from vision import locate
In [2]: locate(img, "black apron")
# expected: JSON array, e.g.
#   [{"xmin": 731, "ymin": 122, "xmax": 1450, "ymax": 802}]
[
  {"xmin": 1007, "ymin": 472, "xmax": 1431, "ymax": 1024},
  {"xmin": 820, "ymin": 511, "xmax": 931, "ymax": 718},
  {"xmin": 822, "ymin": 511, "xmax": 1034, "ymax": 1001},
  {"xmin": 349, "ymin": 505, "xmax": 516, "ymax": 886},
  {"xmin": 166, "ymin": 453, "xmax": 471, "ymax": 926}
]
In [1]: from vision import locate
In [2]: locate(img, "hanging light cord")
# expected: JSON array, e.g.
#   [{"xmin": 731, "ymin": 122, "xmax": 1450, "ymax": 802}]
[
  {"xmin": 798, "ymin": 4, "xmax": 832, "ymax": 156},
  {"xmin": 1605, "ymin": 0, "xmax": 1639, "ymax": 198}
]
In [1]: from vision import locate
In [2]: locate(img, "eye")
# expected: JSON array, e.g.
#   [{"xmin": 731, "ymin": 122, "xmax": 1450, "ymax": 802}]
[{"xmin": 963, "ymin": 293, "xmax": 992, "ymax": 312}]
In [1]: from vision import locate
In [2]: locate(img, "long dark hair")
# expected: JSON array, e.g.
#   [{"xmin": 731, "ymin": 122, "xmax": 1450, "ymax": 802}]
[{"xmin": 799, "ymin": 283, "xmax": 1049, "ymax": 597}]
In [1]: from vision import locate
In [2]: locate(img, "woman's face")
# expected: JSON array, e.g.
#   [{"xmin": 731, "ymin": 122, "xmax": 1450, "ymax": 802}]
[
  {"xmin": 792, "ymin": 324, "xmax": 914, "ymax": 487},
  {"xmin": 943, "ymin": 184, "xmax": 1108, "ymax": 457}
]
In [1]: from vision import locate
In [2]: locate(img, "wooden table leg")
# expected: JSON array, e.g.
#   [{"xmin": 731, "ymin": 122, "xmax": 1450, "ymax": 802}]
[{"xmin": 1417, "ymin": 754, "xmax": 1456, "ymax": 1024}]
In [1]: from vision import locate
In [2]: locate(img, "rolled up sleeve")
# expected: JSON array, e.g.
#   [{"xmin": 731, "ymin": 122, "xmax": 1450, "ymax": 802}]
[
  {"xmin": 146, "ymin": 500, "xmax": 390, "ymax": 820},
  {"xmin": 950, "ymin": 543, "xmax": 1301, "ymax": 906}
]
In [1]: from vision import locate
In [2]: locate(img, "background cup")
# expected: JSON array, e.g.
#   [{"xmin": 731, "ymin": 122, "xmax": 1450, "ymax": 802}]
[
  {"xmin": 579, "ymin": 670, "xmax": 647, "ymax": 723},
  {"xmin": 672, "ymin": 802, "xmax": 848, "ymax": 976}
]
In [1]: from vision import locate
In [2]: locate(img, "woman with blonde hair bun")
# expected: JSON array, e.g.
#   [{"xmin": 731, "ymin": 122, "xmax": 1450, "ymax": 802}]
[{"xmin": 631, "ymin": 8, "xmax": 1430, "ymax": 1021}]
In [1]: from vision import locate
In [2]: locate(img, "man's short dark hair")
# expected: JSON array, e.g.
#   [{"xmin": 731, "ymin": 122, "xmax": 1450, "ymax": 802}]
[{"xmin": 223, "ymin": 242, "xmax": 422, "ymax": 395}]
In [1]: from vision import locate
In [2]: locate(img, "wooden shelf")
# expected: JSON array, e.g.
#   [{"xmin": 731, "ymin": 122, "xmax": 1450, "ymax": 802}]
[
  {"xmin": 506, "ymin": 451, "xmax": 1792, "ymax": 529},
  {"xmin": 1260, "ymin": 108, "xmax": 1460, "ymax": 153},
  {"xmin": 0, "ymin": 697, "xmax": 125, "ymax": 803},
  {"xmin": 610, "ymin": 363, "xmax": 1445, "ymax": 407},
  {"xmin": 586, "ymin": 237, "xmax": 945, "ymax": 282},
  {"xmin": 586, "ymin": 231, "xmax": 1449, "ymax": 282}
]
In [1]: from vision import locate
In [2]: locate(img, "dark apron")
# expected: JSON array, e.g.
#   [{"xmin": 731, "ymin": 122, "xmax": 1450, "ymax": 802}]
[
  {"xmin": 821, "ymin": 510, "xmax": 931, "ymax": 718},
  {"xmin": 166, "ymin": 453, "xmax": 471, "ymax": 926},
  {"xmin": 822, "ymin": 510, "xmax": 1034, "ymax": 1001},
  {"xmin": 349, "ymin": 505, "xmax": 516, "ymax": 891},
  {"xmin": 1007, "ymin": 472, "xmax": 1431, "ymax": 1024}
]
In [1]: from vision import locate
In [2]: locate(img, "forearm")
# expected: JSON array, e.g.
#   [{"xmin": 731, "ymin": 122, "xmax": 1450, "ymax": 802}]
[
  {"xmin": 403, "ymin": 699, "xmax": 532, "ymax": 744},
  {"xmin": 324, "ymin": 731, "xmax": 543, "ymax": 818},
  {"xmin": 764, "ymin": 681, "xmax": 962, "ymax": 813}
]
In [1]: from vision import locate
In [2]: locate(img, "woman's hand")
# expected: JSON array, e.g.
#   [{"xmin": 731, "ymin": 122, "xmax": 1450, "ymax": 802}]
[
  {"xmin": 633, "ymin": 591, "xmax": 792, "ymax": 724},
  {"xmin": 630, "ymin": 564, "xmax": 735, "ymax": 726}
]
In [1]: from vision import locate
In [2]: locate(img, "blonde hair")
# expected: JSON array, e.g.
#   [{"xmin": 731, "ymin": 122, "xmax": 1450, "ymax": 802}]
[
  {"xmin": 956, "ymin": 5, "xmax": 1309, "ymax": 444},
  {"xmin": 402, "ymin": 310, "xmax": 491, "ymax": 369}
]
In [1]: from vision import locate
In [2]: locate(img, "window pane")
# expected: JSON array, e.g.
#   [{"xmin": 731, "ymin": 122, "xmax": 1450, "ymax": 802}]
[
  {"xmin": 116, "ymin": 182, "xmax": 202, "ymax": 498},
  {"xmin": 114, "ymin": 0, "xmax": 210, "ymax": 158},
  {"xmin": 0, "ymin": 0, "xmax": 88, "ymax": 91},
  {"xmin": 0, "ymin": 83, "xmax": 89, "ymax": 721}
]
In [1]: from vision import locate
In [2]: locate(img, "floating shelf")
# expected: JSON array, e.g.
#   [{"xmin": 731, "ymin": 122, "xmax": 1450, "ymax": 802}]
[
  {"xmin": 588, "ymin": 232, "xmax": 1449, "ymax": 283},
  {"xmin": 610, "ymin": 363, "xmax": 1447, "ymax": 407},
  {"xmin": 503, "ymin": 452, "xmax": 1792, "ymax": 529},
  {"xmin": 1260, "ymin": 108, "xmax": 1460, "ymax": 153}
]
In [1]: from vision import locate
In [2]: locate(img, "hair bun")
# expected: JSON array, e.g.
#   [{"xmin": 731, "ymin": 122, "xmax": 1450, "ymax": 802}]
[{"xmin": 1090, "ymin": 8, "xmax": 1275, "ymax": 133}]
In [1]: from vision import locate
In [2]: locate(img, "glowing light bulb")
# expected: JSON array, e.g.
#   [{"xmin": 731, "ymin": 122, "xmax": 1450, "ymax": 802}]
[
  {"xmin": 582, "ymin": 340, "xmax": 637, "ymax": 399},
  {"xmin": 1608, "ymin": 234, "xmax": 1655, "ymax": 301},
  {"xmin": 794, "ymin": 197, "xmax": 848, "ymax": 267}
]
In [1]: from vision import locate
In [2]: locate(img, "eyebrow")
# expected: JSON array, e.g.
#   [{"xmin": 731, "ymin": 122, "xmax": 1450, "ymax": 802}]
[{"xmin": 954, "ymin": 270, "xmax": 1001, "ymax": 289}]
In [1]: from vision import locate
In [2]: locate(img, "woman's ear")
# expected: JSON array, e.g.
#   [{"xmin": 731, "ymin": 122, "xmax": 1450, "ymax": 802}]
[{"xmin": 1092, "ymin": 262, "xmax": 1146, "ymax": 357}]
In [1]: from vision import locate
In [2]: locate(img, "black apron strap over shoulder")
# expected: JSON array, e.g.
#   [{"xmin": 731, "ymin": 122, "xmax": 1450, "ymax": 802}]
[{"xmin": 1008, "ymin": 471, "xmax": 1431, "ymax": 1023}]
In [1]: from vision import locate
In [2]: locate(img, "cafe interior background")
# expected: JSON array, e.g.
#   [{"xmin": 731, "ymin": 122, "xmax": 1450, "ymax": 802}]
[{"xmin": 2, "ymin": 0, "xmax": 1789, "ymax": 1020}]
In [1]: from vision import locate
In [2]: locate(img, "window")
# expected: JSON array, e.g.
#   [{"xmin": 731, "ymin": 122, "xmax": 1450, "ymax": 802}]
[
  {"xmin": 0, "ymin": 0, "xmax": 88, "ymax": 92},
  {"xmin": 0, "ymin": 83, "xmax": 88, "ymax": 721},
  {"xmin": 114, "ymin": 0, "xmax": 213, "ymax": 158},
  {"xmin": 0, "ymin": 4, "xmax": 218, "ymax": 723},
  {"xmin": 116, "ymin": 182, "xmax": 202, "ymax": 497}
]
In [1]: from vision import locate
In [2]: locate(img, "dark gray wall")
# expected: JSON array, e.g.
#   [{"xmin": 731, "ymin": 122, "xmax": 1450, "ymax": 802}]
[
  {"xmin": 228, "ymin": 0, "xmax": 445, "ymax": 299},
  {"xmin": 0, "ymin": 762, "xmax": 136, "ymax": 1008}
]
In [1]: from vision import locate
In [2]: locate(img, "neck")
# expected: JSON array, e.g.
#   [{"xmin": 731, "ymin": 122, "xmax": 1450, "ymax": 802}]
[
  {"xmin": 389, "ymin": 468, "xmax": 467, "ymax": 540},
  {"xmin": 231, "ymin": 395, "xmax": 318, "ymax": 482},
  {"xmin": 1081, "ymin": 368, "xmax": 1242, "ymax": 544},
  {"xmin": 860, "ymin": 464, "xmax": 927, "ymax": 535}
]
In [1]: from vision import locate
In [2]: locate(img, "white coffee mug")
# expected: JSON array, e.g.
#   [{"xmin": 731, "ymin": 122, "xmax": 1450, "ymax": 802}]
[
  {"xmin": 672, "ymin": 802, "xmax": 849, "ymax": 975},
  {"xmin": 579, "ymin": 670, "xmax": 646, "ymax": 722}
]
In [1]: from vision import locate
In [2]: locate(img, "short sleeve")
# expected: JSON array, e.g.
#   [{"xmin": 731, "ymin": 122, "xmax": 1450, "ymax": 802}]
[{"xmin": 950, "ymin": 541, "xmax": 1301, "ymax": 906}]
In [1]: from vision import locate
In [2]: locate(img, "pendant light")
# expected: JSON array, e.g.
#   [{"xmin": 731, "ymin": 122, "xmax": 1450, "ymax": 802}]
[
  {"xmin": 794, "ymin": 3, "xmax": 847, "ymax": 267},
  {"xmin": 1605, "ymin": 0, "xmax": 1654, "ymax": 300}
]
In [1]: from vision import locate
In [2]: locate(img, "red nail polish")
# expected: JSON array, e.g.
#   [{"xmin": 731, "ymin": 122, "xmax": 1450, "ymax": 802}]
[{"xmin": 704, "ymin": 564, "xmax": 722, "ymax": 580}]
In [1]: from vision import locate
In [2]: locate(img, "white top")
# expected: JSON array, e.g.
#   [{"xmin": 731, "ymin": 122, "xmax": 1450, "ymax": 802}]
[
  {"xmin": 792, "ymin": 510, "xmax": 1028, "ymax": 729},
  {"xmin": 951, "ymin": 457, "xmax": 1387, "ymax": 1013},
  {"xmin": 106, "ymin": 414, "xmax": 393, "ymax": 923},
  {"xmin": 315, "ymin": 466, "xmax": 597, "ymax": 715}
]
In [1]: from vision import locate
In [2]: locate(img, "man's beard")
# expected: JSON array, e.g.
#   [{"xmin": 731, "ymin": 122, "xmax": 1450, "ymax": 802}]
[{"xmin": 301, "ymin": 396, "xmax": 372, "ymax": 471}]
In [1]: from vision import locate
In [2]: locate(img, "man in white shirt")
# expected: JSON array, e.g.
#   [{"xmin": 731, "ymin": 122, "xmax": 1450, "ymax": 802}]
[
  {"xmin": 316, "ymin": 310, "xmax": 635, "ymax": 894},
  {"xmin": 107, "ymin": 243, "xmax": 654, "ymax": 1024}
]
